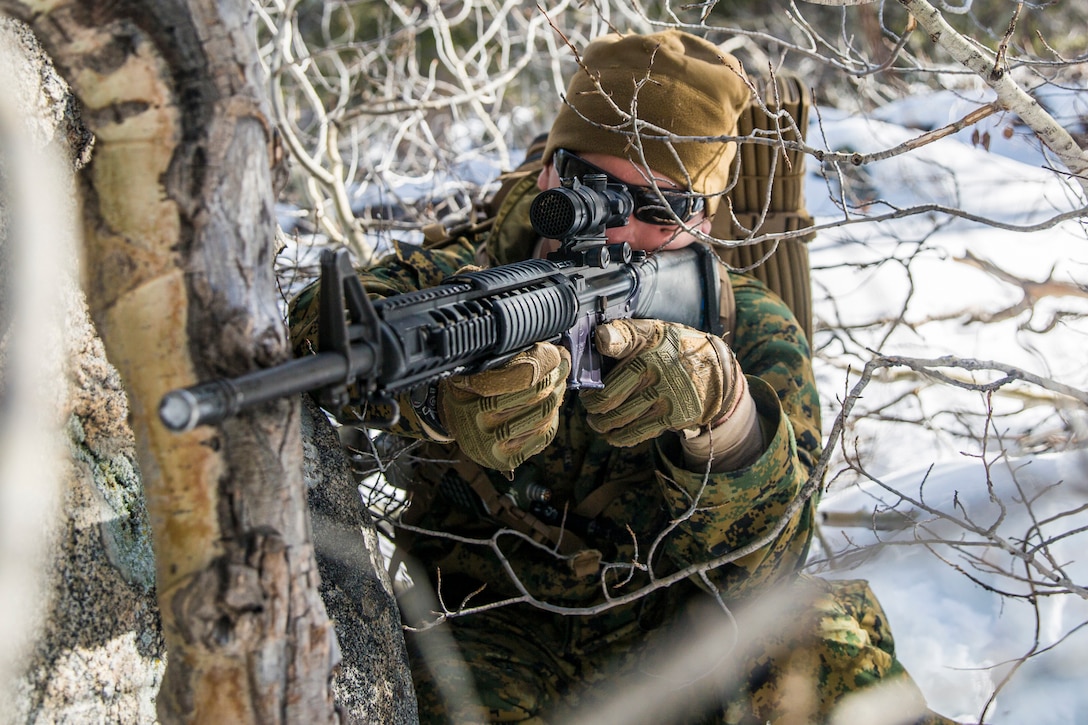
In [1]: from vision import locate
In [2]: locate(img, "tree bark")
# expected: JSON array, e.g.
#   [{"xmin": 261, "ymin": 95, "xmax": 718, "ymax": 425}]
[{"xmin": 0, "ymin": 1, "xmax": 343, "ymax": 721}]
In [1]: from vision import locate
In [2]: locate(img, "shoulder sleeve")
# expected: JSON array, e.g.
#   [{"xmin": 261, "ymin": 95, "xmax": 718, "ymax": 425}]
[
  {"xmin": 728, "ymin": 272, "xmax": 822, "ymax": 472},
  {"xmin": 651, "ymin": 271, "xmax": 822, "ymax": 597}
]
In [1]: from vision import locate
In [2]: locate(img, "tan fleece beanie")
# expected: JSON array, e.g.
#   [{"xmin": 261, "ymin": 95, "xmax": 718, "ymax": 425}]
[{"xmin": 544, "ymin": 30, "xmax": 750, "ymax": 216}]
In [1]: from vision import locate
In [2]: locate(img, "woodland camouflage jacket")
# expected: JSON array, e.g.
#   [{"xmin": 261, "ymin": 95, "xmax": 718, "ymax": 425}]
[{"xmin": 288, "ymin": 174, "xmax": 823, "ymax": 632}]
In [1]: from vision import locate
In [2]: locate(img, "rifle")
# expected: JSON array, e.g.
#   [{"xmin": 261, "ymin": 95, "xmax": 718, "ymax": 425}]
[{"xmin": 158, "ymin": 173, "xmax": 723, "ymax": 433}]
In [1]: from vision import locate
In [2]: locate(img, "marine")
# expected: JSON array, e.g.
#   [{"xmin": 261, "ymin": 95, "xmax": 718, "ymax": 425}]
[{"xmin": 290, "ymin": 28, "xmax": 958, "ymax": 725}]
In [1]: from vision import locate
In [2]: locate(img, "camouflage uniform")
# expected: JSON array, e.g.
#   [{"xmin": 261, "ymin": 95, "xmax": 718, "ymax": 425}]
[{"xmin": 289, "ymin": 175, "xmax": 956, "ymax": 724}]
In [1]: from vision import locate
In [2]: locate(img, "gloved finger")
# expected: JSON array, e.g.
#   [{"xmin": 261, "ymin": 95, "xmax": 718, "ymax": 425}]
[
  {"xmin": 465, "ymin": 388, "xmax": 563, "ymax": 471},
  {"xmin": 447, "ymin": 342, "xmax": 566, "ymax": 397},
  {"xmin": 486, "ymin": 370, "xmax": 567, "ymax": 440},
  {"xmin": 470, "ymin": 368, "xmax": 562, "ymax": 414},
  {"xmin": 580, "ymin": 355, "xmax": 656, "ymax": 415},
  {"xmin": 593, "ymin": 319, "xmax": 663, "ymax": 360},
  {"xmin": 453, "ymin": 264, "xmax": 485, "ymax": 274},
  {"xmin": 438, "ymin": 346, "xmax": 570, "ymax": 472},
  {"xmin": 493, "ymin": 391, "xmax": 561, "ymax": 444},
  {"xmin": 585, "ymin": 387, "xmax": 660, "ymax": 434},
  {"xmin": 490, "ymin": 417, "xmax": 561, "ymax": 471},
  {"xmin": 597, "ymin": 410, "xmax": 673, "ymax": 448}
]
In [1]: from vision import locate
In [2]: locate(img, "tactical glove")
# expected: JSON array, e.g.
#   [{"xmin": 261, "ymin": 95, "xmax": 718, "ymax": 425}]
[
  {"xmin": 580, "ymin": 319, "xmax": 742, "ymax": 448},
  {"xmin": 438, "ymin": 342, "xmax": 570, "ymax": 472}
]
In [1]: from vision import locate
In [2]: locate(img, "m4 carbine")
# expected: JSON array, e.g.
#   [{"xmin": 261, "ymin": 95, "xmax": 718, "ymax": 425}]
[{"xmin": 159, "ymin": 174, "xmax": 723, "ymax": 433}]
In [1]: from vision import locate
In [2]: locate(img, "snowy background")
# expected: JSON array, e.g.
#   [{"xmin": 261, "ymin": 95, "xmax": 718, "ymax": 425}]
[{"xmin": 802, "ymin": 87, "xmax": 1088, "ymax": 724}]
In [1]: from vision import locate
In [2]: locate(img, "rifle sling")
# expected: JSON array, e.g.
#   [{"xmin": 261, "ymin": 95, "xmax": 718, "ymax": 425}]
[{"xmin": 448, "ymin": 456, "xmax": 601, "ymax": 577}]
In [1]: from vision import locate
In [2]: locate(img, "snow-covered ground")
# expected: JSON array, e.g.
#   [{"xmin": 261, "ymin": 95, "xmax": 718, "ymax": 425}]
[
  {"xmin": 805, "ymin": 87, "xmax": 1088, "ymax": 724},
  {"xmin": 813, "ymin": 451, "xmax": 1088, "ymax": 724}
]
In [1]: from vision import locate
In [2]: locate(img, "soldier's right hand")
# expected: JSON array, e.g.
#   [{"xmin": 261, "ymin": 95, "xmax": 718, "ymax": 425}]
[{"xmin": 438, "ymin": 342, "xmax": 570, "ymax": 472}]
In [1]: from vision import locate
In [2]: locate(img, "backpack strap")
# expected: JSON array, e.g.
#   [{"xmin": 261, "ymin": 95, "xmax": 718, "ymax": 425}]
[
  {"xmin": 378, "ymin": 436, "xmax": 601, "ymax": 577},
  {"xmin": 449, "ymin": 456, "xmax": 605, "ymax": 577},
  {"xmin": 448, "ymin": 456, "xmax": 590, "ymax": 554},
  {"xmin": 716, "ymin": 259, "xmax": 738, "ymax": 343}
]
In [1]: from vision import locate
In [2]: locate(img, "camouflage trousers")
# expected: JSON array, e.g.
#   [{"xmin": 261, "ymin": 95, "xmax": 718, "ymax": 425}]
[{"xmin": 403, "ymin": 576, "xmax": 960, "ymax": 725}]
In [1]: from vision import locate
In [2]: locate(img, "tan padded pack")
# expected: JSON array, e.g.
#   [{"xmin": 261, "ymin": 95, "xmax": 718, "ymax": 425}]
[{"xmin": 714, "ymin": 71, "xmax": 815, "ymax": 342}]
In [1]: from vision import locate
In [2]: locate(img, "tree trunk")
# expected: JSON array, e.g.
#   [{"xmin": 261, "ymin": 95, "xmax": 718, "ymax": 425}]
[{"xmin": 0, "ymin": 1, "xmax": 344, "ymax": 721}]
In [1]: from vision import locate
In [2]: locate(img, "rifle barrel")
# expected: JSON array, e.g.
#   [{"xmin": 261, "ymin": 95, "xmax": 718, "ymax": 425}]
[{"xmin": 158, "ymin": 349, "xmax": 364, "ymax": 432}]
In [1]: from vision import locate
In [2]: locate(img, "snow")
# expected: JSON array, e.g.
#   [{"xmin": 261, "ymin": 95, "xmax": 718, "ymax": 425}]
[
  {"xmin": 811, "ymin": 451, "xmax": 1088, "ymax": 724},
  {"xmin": 805, "ymin": 89, "xmax": 1088, "ymax": 724}
]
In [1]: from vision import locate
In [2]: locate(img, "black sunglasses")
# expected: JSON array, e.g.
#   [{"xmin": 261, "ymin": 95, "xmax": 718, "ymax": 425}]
[{"xmin": 553, "ymin": 149, "xmax": 705, "ymax": 226}]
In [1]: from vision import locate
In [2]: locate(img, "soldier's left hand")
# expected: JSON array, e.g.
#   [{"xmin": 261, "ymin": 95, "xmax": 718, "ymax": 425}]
[{"xmin": 580, "ymin": 319, "xmax": 740, "ymax": 447}]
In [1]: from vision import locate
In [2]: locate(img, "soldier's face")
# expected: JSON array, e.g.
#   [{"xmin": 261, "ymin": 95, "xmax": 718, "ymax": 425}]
[{"xmin": 537, "ymin": 153, "xmax": 712, "ymax": 254}]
